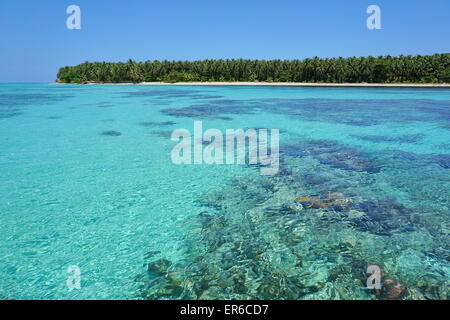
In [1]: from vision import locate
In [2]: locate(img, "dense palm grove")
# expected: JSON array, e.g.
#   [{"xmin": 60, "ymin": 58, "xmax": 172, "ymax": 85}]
[{"xmin": 57, "ymin": 54, "xmax": 450, "ymax": 84}]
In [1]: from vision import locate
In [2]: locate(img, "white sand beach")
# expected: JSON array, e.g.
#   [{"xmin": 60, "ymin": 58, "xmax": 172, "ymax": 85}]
[{"xmin": 58, "ymin": 81, "xmax": 450, "ymax": 88}]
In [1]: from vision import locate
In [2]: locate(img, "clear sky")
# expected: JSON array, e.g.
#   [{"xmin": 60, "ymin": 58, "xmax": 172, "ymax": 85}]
[{"xmin": 0, "ymin": 0, "xmax": 449, "ymax": 82}]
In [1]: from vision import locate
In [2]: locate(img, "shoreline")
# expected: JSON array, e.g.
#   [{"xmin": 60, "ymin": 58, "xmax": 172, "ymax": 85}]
[{"xmin": 55, "ymin": 81, "xmax": 450, "ymax": 88}]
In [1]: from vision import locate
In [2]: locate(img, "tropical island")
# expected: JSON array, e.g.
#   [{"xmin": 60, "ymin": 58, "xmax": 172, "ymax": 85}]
[{"xmin": 57, "ymin": 54, "xmax": 450, "ymax": 85}]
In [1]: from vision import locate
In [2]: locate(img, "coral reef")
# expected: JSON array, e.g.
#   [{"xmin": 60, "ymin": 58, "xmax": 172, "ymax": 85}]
[
  {"xmin": 137, "ymin": 169, "xmax": 448, "ymax": 300},
  {"xmin": 100, "ymin": 130, "xmax": 122, "ymax": 136},
  {"xmin": 135, "ymin": 133, "xmax": 448, "ymax": 300}
]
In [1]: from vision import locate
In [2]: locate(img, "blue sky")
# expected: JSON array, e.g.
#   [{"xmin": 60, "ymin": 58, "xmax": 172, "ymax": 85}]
[{"xmin": 0, "ymin": 0, "xmax": 449, "ymax": 82}]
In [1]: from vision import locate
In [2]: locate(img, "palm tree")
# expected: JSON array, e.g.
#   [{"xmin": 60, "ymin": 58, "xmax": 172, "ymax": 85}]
[{"xmin": 57, "ymin": 54, "xmax": 450, "ymax": 84}]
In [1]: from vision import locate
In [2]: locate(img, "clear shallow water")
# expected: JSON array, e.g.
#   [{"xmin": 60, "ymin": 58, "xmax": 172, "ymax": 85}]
[{"xmin": 0, "ymin": 83, "xmax": 449, "ymax": 300}]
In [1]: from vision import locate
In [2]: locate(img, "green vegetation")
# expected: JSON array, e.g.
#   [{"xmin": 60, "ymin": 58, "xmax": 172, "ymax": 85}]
[{"xmin": 57, "ymin": 54, "xmax": 450, "ymax": 84}]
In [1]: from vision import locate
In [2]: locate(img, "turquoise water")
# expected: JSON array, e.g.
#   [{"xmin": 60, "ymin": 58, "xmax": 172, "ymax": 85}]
[{"xmin": 0, "ymin": 83, "xmax": 449, "ymax": 300}]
